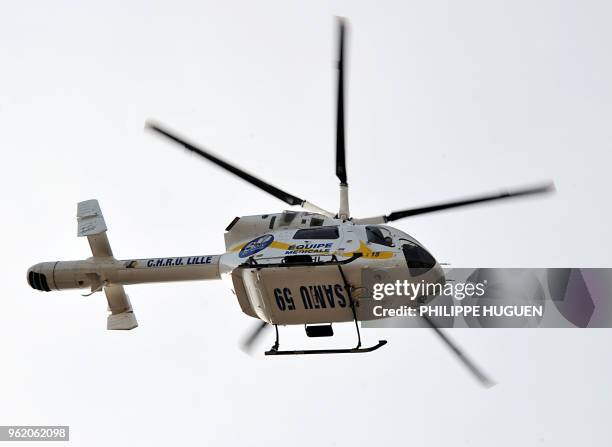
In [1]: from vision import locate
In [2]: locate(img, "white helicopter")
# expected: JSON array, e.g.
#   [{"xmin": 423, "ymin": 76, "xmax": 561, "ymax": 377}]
[{"xmin": 27, "ymin": 19, "xmax": 552, "ymax": 386}]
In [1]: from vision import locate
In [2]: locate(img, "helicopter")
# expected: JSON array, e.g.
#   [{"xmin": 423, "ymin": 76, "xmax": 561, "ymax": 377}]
[{"xmin": 26, "ymin": 18, "xmax": 553, "ymax": 386}]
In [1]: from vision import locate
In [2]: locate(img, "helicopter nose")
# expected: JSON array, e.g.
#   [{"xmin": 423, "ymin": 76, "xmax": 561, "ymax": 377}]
[{"xmin": 26, "ymin": 262, "xmax": 56, "ymax": 292}]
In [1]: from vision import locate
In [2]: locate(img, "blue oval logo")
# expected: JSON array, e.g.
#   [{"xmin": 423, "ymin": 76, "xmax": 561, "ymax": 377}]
[{"xmin": 239, "ymin": 234, "xmax": 275, "ymax": 258}]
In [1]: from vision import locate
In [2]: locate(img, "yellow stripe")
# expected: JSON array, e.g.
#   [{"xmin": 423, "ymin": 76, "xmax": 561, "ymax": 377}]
[
  {"xmin": 270, "ymin": 241, "xmax": 291, "ymax": 250},
  {"xmin": 342, "ymin": 241, "xmax": 394, "ymax": 259}
]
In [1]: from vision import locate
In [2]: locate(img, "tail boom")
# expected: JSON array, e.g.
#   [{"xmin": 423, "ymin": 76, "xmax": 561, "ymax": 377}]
[
  {"xmin": 26, "ymin": 199, "xmax": 222, "ymax": 330},
  {"xmin": 27, "ymin": 255, "xmax": 222, "ymax": 292}
]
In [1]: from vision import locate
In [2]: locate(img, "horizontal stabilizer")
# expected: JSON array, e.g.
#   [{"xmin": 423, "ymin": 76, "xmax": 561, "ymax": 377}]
[{"xmin": 77, "ymin": 199, "xmax": 108, "ymax": 236}]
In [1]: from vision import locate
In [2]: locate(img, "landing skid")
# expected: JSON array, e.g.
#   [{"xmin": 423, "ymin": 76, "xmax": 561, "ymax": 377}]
[{"xmin": 265, "ymin": 340, "xmax": 387, "ymax": 356}]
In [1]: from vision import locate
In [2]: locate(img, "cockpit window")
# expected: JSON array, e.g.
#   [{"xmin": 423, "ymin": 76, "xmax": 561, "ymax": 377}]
[
  {"xmin": 366, "ymin": 226, "xmax": 394, "ymax": 247},
  {"xmin": 293, "ymin": 226, "xmax": 339, "ymax": 240},
  {"xmin": 401, "ymin": 241, "xmax": 436, "ymax": 276}
]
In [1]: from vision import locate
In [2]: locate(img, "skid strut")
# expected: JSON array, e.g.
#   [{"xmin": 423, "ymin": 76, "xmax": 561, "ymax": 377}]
[{"xmin": 265, "ymin": 256, "xmax": 387, "ymax": 356}]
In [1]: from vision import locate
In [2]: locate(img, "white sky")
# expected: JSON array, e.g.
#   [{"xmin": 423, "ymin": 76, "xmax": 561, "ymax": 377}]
[{"xmin": 1, "ymin": 1, "xmax": 611, "ymax": 446}]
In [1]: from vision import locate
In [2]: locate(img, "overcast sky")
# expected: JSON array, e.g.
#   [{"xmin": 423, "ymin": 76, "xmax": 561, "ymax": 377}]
[{"xmin": 1, "ymin": 1, "xmax": 611, "ymax": 446}]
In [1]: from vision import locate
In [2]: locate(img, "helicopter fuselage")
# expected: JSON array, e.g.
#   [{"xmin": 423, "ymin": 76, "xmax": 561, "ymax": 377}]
[{"xmin": 220, "ymin": 211, "xmax": 445, "ymax": 325}]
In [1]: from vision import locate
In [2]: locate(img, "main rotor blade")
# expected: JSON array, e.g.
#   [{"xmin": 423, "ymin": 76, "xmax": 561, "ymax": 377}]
[
  {"xmin": 421, "ymin": 314, "xmax": 494, "ymax": 387},
  {"xmin": 356, "ymin": 182, "xmax": 555, "ymax": 224},
  {"xmin": 335, "ymin": 18, "xmax": 347, "ymax": 185},
  {"xmin": 146, "ymin": 121, "xmax": 305, "ymax": 207},
  {"xmin": 240, "ymin": 320, "xmax": 269, "ymax": 354}
]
